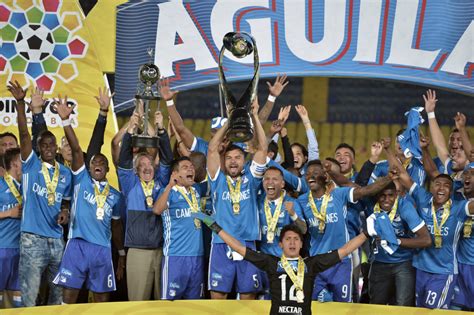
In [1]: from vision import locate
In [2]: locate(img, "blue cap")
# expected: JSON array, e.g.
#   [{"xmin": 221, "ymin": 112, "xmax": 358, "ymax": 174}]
[{"xmin": 211, "ymin": 117, "xmax": 228, "ymax": 131}]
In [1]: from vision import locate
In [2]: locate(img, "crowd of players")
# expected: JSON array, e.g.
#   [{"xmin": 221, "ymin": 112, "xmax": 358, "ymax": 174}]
[{"xmin": 1, "ymin": 76, "xmax": 473, "ymax": 313}]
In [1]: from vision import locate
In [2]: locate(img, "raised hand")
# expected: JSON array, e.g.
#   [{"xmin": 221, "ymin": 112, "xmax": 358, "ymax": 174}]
[
  {"xmin": 381, "ymin": 137, "xmax": 391, "ymax": 150},
  {"xmin": 154, "ymin": 110, "xmax": 164, "ymax": 129},
  {"xmin": 454, "ymin": 112, "xmax": 466, "ymax": 130},
  {"xmin": 53, "ymin": 94, "xmax": 75, "ymax": 120},
  {"xmin": 95, "ymin": 87, "xmax": 115, "ymax": 112},
  {"xmin": 370, "ymin": 141, "xmax": 383, "ymax": 163},
  {"xmin": 388, "ymin": 166, "xmax": 400, "ymax": 181},
  {"xmin": 266, "ymin": 74, "xmax": 289, "ymax": 97},
  {"xmin": 278, "ymin": 105, "xmax": 291, "ymax": 124},
  {"xmin": 7, "ymin": 81, "xmax": 27, "ymax": 102},
  {"xmin": 284, "ymin": 201, "xmax": 296, "ymax": 217},
  {"xmin": 30, "ymin": 87, "xmax": 45, "ymax": 114},
  {"xmin": 280, "ymin": 126, "xmax": 287, "ymax": 137},
  {"xmin": 295, "ymin": 105, "xmax": 309, "ymax": 123},
  {"xmin": 423, "ymin": 89, "xmax": 437, "ymax": 113},
  {"xmin": 127, "ymin": 112, "xmax": 140, "ymax": 133},
  {"xmin": 158, "ymin": 77, "xmax": 179, "ymax": 101}
]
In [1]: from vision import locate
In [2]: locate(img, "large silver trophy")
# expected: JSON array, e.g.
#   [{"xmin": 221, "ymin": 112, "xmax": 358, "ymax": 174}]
[
  {"xmin": 218, "ymin": 32, "xmax": 260, "ymax": 143},
  {"xmin": 133, "ymin": 49, "xmax": 161, "ymax": 148}
]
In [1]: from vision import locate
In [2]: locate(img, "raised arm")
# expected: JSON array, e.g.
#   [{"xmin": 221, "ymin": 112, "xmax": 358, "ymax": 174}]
[
  {"xmin": 420, "ymin": 135, "xmax": 440, "ymax": 180},
  {"xmin": 424, "ymin": 90, "xmax": 449, "ymax": 164},
  {"xmin": 258, "ymin": 74, "xmax": 289, "ymax": 124},
  {"xmin": 295, "ymin": 105, "xmax": 319, "ymax": 160},
  {"xmin": 118, "ymin": 113, "xmax": 139, "ymax": 169},
  {"xmin": 207, "ymin": 120, "xmax": 227, "ymax": 178},
  {"xmin": 54, "ymin": 95, "xmax": 83, "ymax": 171},
  {"xmin": 338, "ymin": 232, "xmax": 368, "ymax": 260},
  {"xmin": 280, "ymin": 127, "xmax": 294, "ymax": 169},
  {"xmin": 30, "ymin": 87, "xmax": 47, "ymax": 155},
  {"xmin": 323, "ymin": 160, "xmax": 356, "ymax": 187},
  {"xmin": 159, "ymin": 78, "xmax": 195, "ymax": 149},
  {"xmin": 153, "ymin": 174, "xmax": 176, "ymax": 215},
  {"xmin": 356, "ymin": 141, "xmax": 383, "ymax": 186},
  {"xmin": 353, "ymin": 172, "xmax": 395, "ymax": 201},
  {"xmin": 7, "ymin": 81, "xmax": 31, "ymax": 160},
  {"xmin": 252, "ymin": 100, "xmax": 268, "ymax": 165},
  {"xmin": 454, "ymin": 112, "xmax": 472, "ymax": 155},
  {"xmin": 111, "ymin": 124, "xmax": 128, "ymax": 167},
  {"xmin": 86, "ymin": 87, "xmax": 113, "ymax": 165}
]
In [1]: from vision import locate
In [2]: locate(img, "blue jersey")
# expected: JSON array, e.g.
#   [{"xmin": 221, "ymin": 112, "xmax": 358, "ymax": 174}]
[
  {"xmin": 345, "ymin": 171, "xmax": 362, "ymax": 240},
  {"xmin": 161, "ymin": 185, "xmax": 204, "ymax": 256},
  {"xmin": 117, "ymin": 168, "xmax": 163, "ymax": 248},
  {"xmin": 195, "ymin": 179, "xmax": 213, "ymax": 216},
  {"xmin": 365, "ymin": 196, "xmax": 425, "ymax": 263},
  {"xmin": 21, "ymin": 152, "xmax": 72, "ymax": 238},
  {"xmin": 0, "ymin": 176, "xmax": 21, "ymax": 248},
  {"xmin": 433, "ymin": 156, "xmax": 454, "ymax": 175},
  {"xmin": 410, "ymin": 183, "xmax": 471, "ymax": 274},
  {"xmin": 191, "ymin": 136, "xmax": 209, "ymax": 155},
  {"xmin": 457, "ymin": 197, "xmax": 474, "ymax": 266},
  {"xmin": 68, "ymin": 165, "xmax": 122, "ymax": 248},
  {"xmin": 257, "ymin": 193, "xmax": 303, "ymax": 257},
  {"xmin": 209, "ymin": 165, "xmax": 263, "ymax": 243},
  {"xmin": 370, "ymin": 159, "xmax": 426, "ymax": 186},
  {"xmin": 298, "ymin": 187, "xmax": 354, "ymax": 256}
]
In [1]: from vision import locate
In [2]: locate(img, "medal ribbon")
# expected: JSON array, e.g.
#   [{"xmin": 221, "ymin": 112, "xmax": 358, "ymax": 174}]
[
  {"xmin": 281, "ymin": 255, "xmax": 304, "ymax": 292},
  {"xmin": 308, "ymin": 192, "xmax": 329, "ymax": 232},
  {"xmin": 94, "ymin": 182, "xmax": 110, "ymax": 209},
  {"xmin": 401, "ymin": 157, "xmax": 411, "ymax": 170},
  {"xmin": 41, "ymin": 161, "xmax": 60, "ymax": 200},
  {"xmin": 431, "ymin": 199, "xmax": 451, "ymax": 241},
  {"xmin": 463, "ymin": 218, "xmax": 472, "ymax": 238},
  {"xmin": 140, "ymin": 179, "xmax": 154, "ymax": 200},
  {"xmin": 4, "ymin": 172, "xmax": 22, "ymax": 205},
  {"xmin": 373, "ymin": 197, "xmax": 399, "ymax": 222},
  {"xmin": 264, "ymin": 192, "xmax": 284, "ymax": 235},
  {"xmin": 176, "ymin": 186, "xmax": 199, "ymax": 213},
  {"xmin": 226, "ymin": 176, "xmax": 242, "ymax": 211}
]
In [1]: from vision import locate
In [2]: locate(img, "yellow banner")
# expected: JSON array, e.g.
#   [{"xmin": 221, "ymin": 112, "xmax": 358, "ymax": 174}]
[{"xmin": 0, "ymin": 0, "xmax": 118, "ymax": 186}]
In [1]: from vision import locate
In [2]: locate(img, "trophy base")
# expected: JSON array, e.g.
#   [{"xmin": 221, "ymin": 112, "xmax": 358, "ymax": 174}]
[
  {"xmin": 132, "ymin": 135, "xmax": 160, "ymax": 148},
  {"xmin": 227, "ymin": 126, "xmax": 254, "ymax": 143},
  {"xmin": 135, "ymin": 94, "xmax": 160, "ymax": 101},
  {"xmin": 227, "ymin": 108, "xmax": 254, "ymax": 143}
]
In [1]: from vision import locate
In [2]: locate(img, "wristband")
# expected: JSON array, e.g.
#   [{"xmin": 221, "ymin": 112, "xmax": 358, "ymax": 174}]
[
  {"xmin": 62, "ymin": 118, "xmax": 71, "ymax": 127},
  {"xmin": 118, "ymin": 249, "xmax": 126, "ymax": 256},
  {"xmin": 166, "ymin": 100, "xmax": 174, "ymax": 107},
  {"xmin": 397, "ymin": 239, "xmax": 402, "ymax": 245},
  {"xmin": 427, "ymin": 112, "xmax": 435, "ymax": 119},
  {"xmin": 267, "ymin": 94, "xmax": 276, "ymax": 102},
  {"xmin": 209, "ymin": 222, "xmax": 223, "ymax": 234},
  {"xmin": 290, "ymin": 214, "xmax": 298, "ymax": 221}
]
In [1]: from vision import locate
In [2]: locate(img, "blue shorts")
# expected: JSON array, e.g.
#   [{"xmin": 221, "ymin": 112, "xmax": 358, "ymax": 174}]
[
  {"xmin": 209, "ymin": 241, "xmax": 262, "ymax": 294},
  {"xmin": 53, "ymin": 238, "xmax": 115, "ymax": 293},
  {"xmin": 313, "ymin": 258, "xmax": 352, "ymax": 302},
  {"xmin": 452, "ymin": 263, "xmax": 474, "ymax": 309},
  {"xmin": 415, "ymin": 268, "xmax": 457, "ymax": 309},
  {"xmin": 0, "ymin": 248, "xmax": 20, "ymax": 291},
  {"xmin": 161, "ymin": 256, "xmax": 204, "ymax": 300}
]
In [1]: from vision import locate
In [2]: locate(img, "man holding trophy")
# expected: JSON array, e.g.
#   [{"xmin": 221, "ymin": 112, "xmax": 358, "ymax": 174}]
[{"xmin": 206, "ymin": 32, "xmax": 268, "ymax": 300}]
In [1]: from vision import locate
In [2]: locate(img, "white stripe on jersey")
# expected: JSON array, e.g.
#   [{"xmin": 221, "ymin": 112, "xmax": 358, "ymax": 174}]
[
  {"xmin": 21, "ymin": 173, "xmax": 28, "ymax": 225},
  {"xmin": 162, "ymin": 255, "xmax": 169, "ymax": 299},
  {"xmin": 208, "ymin": 243, "xmax": 214, "ymax": 289},
  {"xmin": 162, "ymin": 210, "xmax": 171, "ymax": 256},
  {"xmin": 453, "ymin": 222, "xmax": 463, "ymax": 275},
  {"xmin": 437, "ymin": 274, "xmax": 453, "ymax": 308},
  {"xmin": 68, "ymin": 184, "xmax": 81, "ymax": 240}
]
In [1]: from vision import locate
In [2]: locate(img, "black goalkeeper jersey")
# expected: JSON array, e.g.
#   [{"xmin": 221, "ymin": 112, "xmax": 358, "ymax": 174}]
[{"xmin": 244, "ymin": 248, "xmax": 340, "ymax": 315}]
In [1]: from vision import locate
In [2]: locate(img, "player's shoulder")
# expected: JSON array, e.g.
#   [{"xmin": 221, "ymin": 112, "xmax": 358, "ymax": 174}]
[{"xmin": 375, "ymin": 159, "xmax": 388, "ymax": 166}]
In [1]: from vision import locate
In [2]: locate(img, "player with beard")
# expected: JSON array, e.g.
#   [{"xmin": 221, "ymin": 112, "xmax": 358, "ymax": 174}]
[
  {"xmin": 194, "ymin": 214, "xmax": 370, "ymax": 315},
  {"xmin": 154, "ymin": 157, "xmax": 205, "ymax": 300},
  {"xmin": 8, "ymin": 81, "xmax": 72, "ymax": 307},
  {"xmin": 396, "ymin": 161, "xmax": 474, "ymax": 309},
  {"xmin": 297, "ymin": 160, "xmax": 397, "ymax": 303},
  {"xmin": 52, "ymin": 96, "xmax": 125, "ymax": 303},
  {"xmin": 206, "ymin": 101, "xmax": 267, "ymax": 300},
  {"xmin": 451, "ymin": 163, "xmax": 474, "ymax": 311},
  {"xmin": 365, "ymin": 183, "xmax": 431, "ymax": 306},
  {"xmin": 258, "ymin": 166, "xmax": 307, "ymax": 299}
]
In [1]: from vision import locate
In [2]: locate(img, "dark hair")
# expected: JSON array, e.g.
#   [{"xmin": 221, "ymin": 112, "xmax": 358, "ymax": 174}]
[
  {"xmin": 396, "ymin": 129, "xmax": 406, "ymax": 137},
  {"xmin": 433, "ymin": 174, "xmax": 454, "ymax": 188},
  {"xmin": 3, "ymin": 148, "xmax": 21, "ymax": 170},
  {"xmin": 171, "ymin": 156, "xmax": 191, "ymax": 172},
  {"xmin": 325, "ymin": 157, "xmax": 341, "ymax": 168},
  {"xmin": 268, "ymin": 141, "xmax": 278, "ymax": 160},
  {"xmin": 0, "ymin": 132, "xmax": 18, "ymax": 143},
  {"xmin": 376, "ymin": 182, "xmax": 397, "ymax": 198},
  {"xmin": 306, "ymin": 159, "xmax": 323, "ymax": 169},
  {"xmin": 291, "ymin": 143, "xmax": 308, "ymax": 158},
  {"xmin": 37, "ymin": 130, "xmax": 56, "ymax": 145},
  {"xmin": 90, "ymin": 153, "xmax": 109, "ymax": 167},
  {"xmin": 224, "ymin": 144, "xmax": 245, "ymax": 156},
  {"xmin": 335, "ymin": 143, "xmax": 355, "ymax": 158},
  {"xmin": 279, "ymin": 224, "xmax": 305, "ymax": 241},
  {"xmin": 265, "ymin": 166, "xmax": 284, "ymax": 177}
]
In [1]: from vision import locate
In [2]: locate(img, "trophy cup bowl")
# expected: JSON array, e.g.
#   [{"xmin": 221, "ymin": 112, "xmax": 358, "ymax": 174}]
[
  {"xmin": 219, "ymin": 32, "xmax": 259, "ymax": 143},
  {"xmin": 132, "ymin": 54, "xmax": 161, "ymax": 148}
]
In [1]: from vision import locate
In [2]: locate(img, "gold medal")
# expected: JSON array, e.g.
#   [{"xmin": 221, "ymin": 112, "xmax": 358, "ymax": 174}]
[
  {"xmin": 146, "ymin": 196, "xmax": 154, "ymax": 208},
  {"xmin": 296, "ymin": 289, "xmax": 305, "ymax": 303},
  {"xmin": 96, "ymin": 207, "xmax": 105, "ymax": 220},
  {"xmin": 194, "ymin": 219, "xmax": 201, "ymax": 229},
  {"xmin": 176, "ymin": 186, "xmax": 202, "ymax": 229},
  {"xmin": 267, "ymin": 231, "xmax": 275, "ymax": 243},
  {"xmin": 434, "ymin": 234, "xmax": 442, "ymax": 248},
  {"xmin": 309, "ymin": 192, "xmax": 329, "ymax": 234},
  {"xmin": 4, "ymin": 173, "xmax": 22, "ymax": 205},
  {"xmin": 48, "ymin": 193, "xmax": 55, "ymax": 205},
  {"xmin": 233, "ymin": 203, "xmax": 240, "ymax": 215},
  {"xmin": 463, "ymin": 218, "xmax": 472, "ymax": 238}
]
